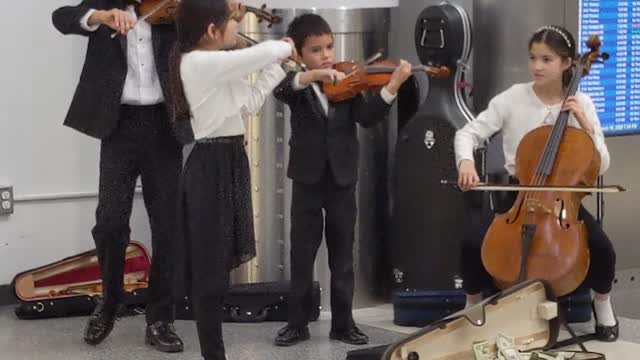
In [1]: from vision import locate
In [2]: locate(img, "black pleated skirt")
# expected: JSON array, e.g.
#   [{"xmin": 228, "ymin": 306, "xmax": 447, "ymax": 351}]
[{"xmin": 173, "ymin": 136, "xmax": 256, "ymax": 298}]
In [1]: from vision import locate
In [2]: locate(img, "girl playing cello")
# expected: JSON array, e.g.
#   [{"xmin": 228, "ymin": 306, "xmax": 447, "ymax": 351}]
[{"xmin": 455, "ymin": 25, "xmax": 617, "ymax": 342}]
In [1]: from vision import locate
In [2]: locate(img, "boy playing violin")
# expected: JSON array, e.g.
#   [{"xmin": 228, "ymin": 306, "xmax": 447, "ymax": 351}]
[{"xmin": 273, "ymin": 13, "xmax": 412, "ymax": 346}]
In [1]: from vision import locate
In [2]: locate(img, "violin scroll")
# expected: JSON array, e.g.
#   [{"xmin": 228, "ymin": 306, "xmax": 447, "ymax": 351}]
[
  {"xmin": 421, "ymin": 65, "xmax": 450, "ymax": 79},
  {"xmin": 234, "ymin": 4, "xmax": 282, "ymax": 28}
]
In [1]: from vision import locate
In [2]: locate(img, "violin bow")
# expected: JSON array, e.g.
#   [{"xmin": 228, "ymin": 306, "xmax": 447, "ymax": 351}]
[
  {"xmin": 236, "ymin": 32, "xmax": 259, "ymax": 46},
  {"xmin": 343, "ymin": 50, "xmax": 384, "ymax": 77},
  {"xmin": 110, "ymin": 0, "xmax": 175, "ymax": 39},
  {"xmin": 236, "ymin": 32, "xmax": 307, "ymax": 70}
]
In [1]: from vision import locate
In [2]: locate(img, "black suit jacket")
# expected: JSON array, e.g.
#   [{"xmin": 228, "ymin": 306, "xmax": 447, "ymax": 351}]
[
  {"xmin": 52, "ymin": 0, "xmax": 176, "ymax": 139},
  {"xmin": 274, "ymin": 71, "xmax": 393, "ymax": 186}
]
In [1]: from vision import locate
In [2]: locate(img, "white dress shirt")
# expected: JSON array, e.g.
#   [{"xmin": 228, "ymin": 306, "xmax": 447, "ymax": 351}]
[
  {"xmin": 291, "ymin": 73, "xmax": 397, "ymax": 115},
  {"xmin": 455, "ymin": 82, "xmax": 610, "ymax": 175},
  {"xmin": 180, "ymin": 41, "xmax": 292, "ymax": 139},
  {"xmin": 80, "ymin": 2, "xmax": 164, "ymax": 105}
]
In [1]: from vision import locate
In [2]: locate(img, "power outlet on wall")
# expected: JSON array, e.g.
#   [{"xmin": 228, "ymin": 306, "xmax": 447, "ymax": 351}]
[{"xmin": 0, "ymin": 186, "xmax": 14, "ymax": 215}]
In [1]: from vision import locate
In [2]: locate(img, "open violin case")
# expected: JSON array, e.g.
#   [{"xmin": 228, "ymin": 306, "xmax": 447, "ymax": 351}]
[
  {"xmin": 348, "ymin": 280, "xmax": 605, "ymax": 360},
  {"xmin": 11, "ymin": 241, "xmax": 322, "ymax": 324},
  {"xmin": 12, "ymin": 241, "xmax": 150, "ymax": 319}
]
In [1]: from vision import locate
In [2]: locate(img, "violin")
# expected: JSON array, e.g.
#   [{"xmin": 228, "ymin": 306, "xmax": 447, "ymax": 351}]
[
  {"xmin": 111, "ymin": 1, "xmax": 281, "ymax": 37},
  {"xmin": 474, "ymin": 35, "xmax": 613, "ymax": 296},
  {"xmin": 138, "ymin": 0, "xmax": 178, "ymax": 25},
  {"xmin": 56, "ymin": 282, "xmax": 148, "ymax": 297},
  {"xmin": 322, "ymin": 53, "xmax": 450, "ymax": 103},
  {"xmin": 236, "ymin": 32, "xmax": 305, "ymax": 69}
]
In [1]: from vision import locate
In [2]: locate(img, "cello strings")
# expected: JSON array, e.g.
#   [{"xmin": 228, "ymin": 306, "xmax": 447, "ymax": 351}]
[{"xmin": 522, "ymin": 63, "xmax": 583, "ymax": 222}]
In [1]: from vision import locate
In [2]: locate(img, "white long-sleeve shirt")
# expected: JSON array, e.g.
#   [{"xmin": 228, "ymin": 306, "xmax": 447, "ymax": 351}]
[
  {"xmin": 455, "ymin": 82, "xmax": 610, "ymax": 175},
  {"xmin": 80, "ymin": 3, "xmax": 164, "ymax": 105},
  {"xmin": 180, "ymin": 41, "xmax": 291, "ymax": 139}
]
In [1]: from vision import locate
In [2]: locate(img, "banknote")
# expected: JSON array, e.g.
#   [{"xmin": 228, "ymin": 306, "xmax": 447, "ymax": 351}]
[
  {"xmin": 472, "ymin": 340, "xmax": 490, "ymax": 360},
  {"xmin": 496, "ymin": 334, "xmax": 522, "ymax": 360}
]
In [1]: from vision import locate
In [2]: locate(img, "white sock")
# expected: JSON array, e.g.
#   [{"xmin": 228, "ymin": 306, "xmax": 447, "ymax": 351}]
[{"xmin": 594, "ymin": 297, "xmax": 616, "ymax": 326}]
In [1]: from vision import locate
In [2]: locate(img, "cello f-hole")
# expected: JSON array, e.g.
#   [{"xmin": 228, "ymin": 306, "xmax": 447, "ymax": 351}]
[
  {"xmin": 505, "ymin": 198, "xmax": 525, "ymax": 224},
  {"xmin": 555, "ymin": 198, "xmax": 571, "ymax": 229}
]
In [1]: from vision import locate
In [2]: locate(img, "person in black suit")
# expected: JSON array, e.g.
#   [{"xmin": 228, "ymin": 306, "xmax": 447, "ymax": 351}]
[
  {"xmin": 52, "ymin": 0, "xmax": 183, "ymax": 351},
  {"xmin": 273, "ymin": 14, "xmax": 412, "ymax": 346}
]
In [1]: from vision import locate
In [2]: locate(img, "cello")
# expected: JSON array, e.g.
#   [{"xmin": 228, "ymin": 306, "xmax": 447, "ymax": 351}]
[{"xmin": 476, "ymin": 35, "xmax": 614, "ymax": 297}]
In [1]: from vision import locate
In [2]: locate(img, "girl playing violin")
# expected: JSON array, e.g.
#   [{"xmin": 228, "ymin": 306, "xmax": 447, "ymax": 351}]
[
  {"xmin": 455, "ymin": 25, "xmax": 617, "ymax": 342},
  {"xmin": 168, "ymin": 0, "xmax": 295, "ymax": 359}
]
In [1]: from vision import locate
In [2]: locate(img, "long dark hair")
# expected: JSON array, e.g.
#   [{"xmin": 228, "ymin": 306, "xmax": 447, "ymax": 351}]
[
  {"xmin": 529, "ymin": 25, "xmax": 577, "ymax": 89},
  {"xmin": 169, "ymin": 0, "xmax": 230, "ymax": 123}
]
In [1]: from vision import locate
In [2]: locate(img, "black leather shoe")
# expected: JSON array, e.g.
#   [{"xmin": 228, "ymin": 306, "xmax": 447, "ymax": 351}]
[
  {"xmin": 330, "ymin": 326, "xmax": 369, "ymax": 345},
  {"xmin": 274, "ymin": 325, "xmax": 310, "ymax": 346},
  {"xmin": 592, "ymin": 300, "xmax": 619, "ymax": 342},
  {"xmin": 83, "ymin": 300, "xmax": 125, "ymax": 345},
  {"xmin": 145, "ymin": 321, "xmax": 184, "ymax": 353}
]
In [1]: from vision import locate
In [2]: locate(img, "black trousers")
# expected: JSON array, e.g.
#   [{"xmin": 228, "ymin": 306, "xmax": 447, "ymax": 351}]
[
  {"xmin": 462, "ymin": 188, "xmax": 616, "ymax": 295},
  {"xmin": 192, "ymin": 274, "xmax": 229, "ymax": 360},
  {"xmin": 288, "ymin": 166, "xmax": 357, "ymax": 332},
  {"xmin": 92, "ymin": 104, "xmax": 181, "ymax": 324},
  {"xmin": 177, "ymin": 138, "xmax": 256, "ymax": 360}
]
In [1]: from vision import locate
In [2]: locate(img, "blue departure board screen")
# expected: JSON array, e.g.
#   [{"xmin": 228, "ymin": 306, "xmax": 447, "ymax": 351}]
[{"xmin": 579, "ymin": 0, "xmax": 640, "ymax": 136}]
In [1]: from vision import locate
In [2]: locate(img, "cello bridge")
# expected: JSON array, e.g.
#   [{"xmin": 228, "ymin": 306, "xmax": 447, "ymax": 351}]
[{"xmin": 523, "ymin": 199, "xmax": 553, "ymax": 215}]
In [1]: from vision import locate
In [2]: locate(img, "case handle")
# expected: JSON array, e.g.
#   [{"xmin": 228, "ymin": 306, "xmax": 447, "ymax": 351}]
[{"xmin": 229, "ymin": 306, "xmax": 270, "ymax": 323}]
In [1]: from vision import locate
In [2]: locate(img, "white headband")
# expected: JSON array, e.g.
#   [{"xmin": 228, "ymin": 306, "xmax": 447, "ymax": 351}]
[{"xmin": 536, "ymin": 25, "xmax": 572, "ymax": 49}]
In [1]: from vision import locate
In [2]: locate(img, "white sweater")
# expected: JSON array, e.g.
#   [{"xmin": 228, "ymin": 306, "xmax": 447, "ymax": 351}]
[
  {"xmin": 455, "ymin": 82, "xmax": 610, "ymax": 175},
  {"xmin": 180, "ymin": 41, "xmax": 291, "ymax": 140}
]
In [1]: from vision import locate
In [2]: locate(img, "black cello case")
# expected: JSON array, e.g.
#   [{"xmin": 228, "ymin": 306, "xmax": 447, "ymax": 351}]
[{"xmin": 387, "ymin": 2, "xmax": 478, "ymax": 325}]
